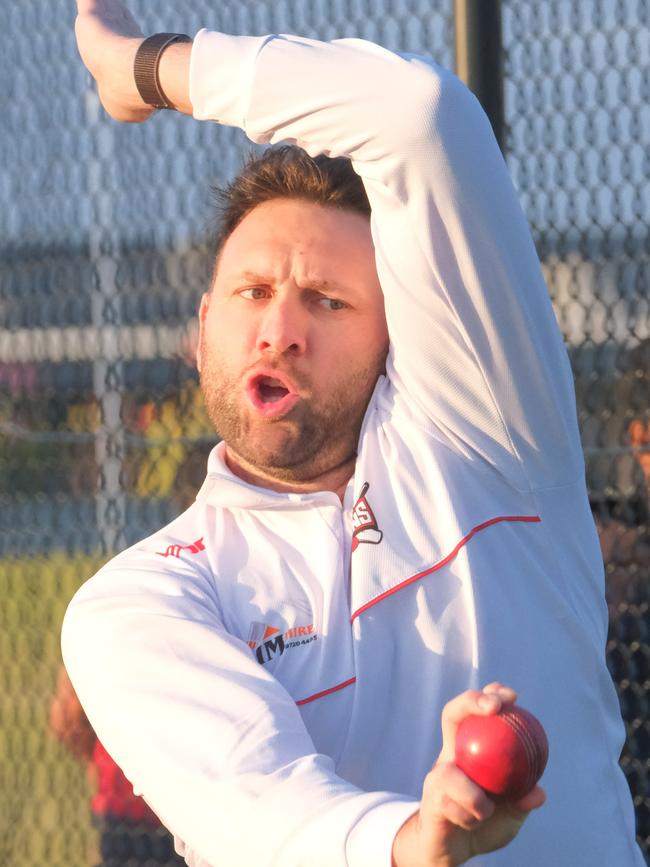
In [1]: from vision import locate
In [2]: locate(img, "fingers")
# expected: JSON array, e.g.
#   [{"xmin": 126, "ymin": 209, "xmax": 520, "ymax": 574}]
[
  {"xmin": 423, "ymin": 761, "xmax": 495, "ymax": 830},
  {"xmin": 438, "ymin": 795, "xmax": 486, "ymax": 832},
  {"xmin": 511, "ymin": 784, "xmax": 546, "ymax": 814},
  {"xmin": 438, "ymin": 682, "xmax": 517, "ymax": 762},
  {"xmin": 482, "ymin": 682, "xmax": 517, "ymax": 704}
]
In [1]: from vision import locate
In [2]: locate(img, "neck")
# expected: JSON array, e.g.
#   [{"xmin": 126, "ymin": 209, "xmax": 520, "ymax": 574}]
[{"xmin": 223, "ymin": 447, "xmax": 354, "ymax": 503}]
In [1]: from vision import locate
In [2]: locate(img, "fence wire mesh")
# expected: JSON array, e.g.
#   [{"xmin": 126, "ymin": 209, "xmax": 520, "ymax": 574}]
[
  {"xmin": 504, "ymin": 1, "xmax": 650, "ymax": 857},
  {"xmin": 0, "ymin": 0, "xmax": 647, "ymax": 864}
]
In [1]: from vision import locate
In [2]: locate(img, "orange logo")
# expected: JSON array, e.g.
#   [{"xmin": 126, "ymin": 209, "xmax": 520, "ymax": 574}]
[{"xmin": 248, "ymin": 621, "xmax": 318, "ymax": 665}]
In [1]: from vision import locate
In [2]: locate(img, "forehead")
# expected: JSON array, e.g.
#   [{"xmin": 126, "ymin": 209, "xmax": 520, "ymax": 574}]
[{"xmin": 215, "ymin": 198, "xmax": 377, "ymax": 287}]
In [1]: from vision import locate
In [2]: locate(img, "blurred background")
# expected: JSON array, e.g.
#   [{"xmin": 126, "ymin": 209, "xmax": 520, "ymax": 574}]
[{"xmin": 1, "ymin": 0, "xmax": 648, "ymax": 864}]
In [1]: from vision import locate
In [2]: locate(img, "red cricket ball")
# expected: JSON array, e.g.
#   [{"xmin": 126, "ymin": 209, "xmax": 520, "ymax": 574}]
[{"xmin": 455, "ymin": 704, "xmax": 549, "ymax": 800}]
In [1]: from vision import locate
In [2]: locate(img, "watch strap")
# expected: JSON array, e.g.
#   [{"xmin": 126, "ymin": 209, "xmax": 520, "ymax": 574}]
[{"xmin": 133, "ymin": 33, "xmax": 192, "ymax": 110}]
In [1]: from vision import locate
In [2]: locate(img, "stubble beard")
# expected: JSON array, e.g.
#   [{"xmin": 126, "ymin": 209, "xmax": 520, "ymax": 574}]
[{"xmin": 199, "ymin": 342, "xmax": 387, "ymax": 483}]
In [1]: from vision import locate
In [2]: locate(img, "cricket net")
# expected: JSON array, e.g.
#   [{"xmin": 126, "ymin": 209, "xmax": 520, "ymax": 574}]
[{"xmin": 1, "ymin": 1, "xmax": 648, "ymax": 863}]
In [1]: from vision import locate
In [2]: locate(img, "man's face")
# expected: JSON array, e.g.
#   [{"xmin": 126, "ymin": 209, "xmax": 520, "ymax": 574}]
[{"xmin": 197, "ymin": 198, "xmax": 389, "ymax": 483}]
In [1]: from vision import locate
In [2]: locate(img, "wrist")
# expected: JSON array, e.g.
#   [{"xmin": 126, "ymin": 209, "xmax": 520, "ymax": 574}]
[
  {"xmin": 95, "ymin": 35, "xmax": 156, "ymax": 123},
  {"xmin": 116, "ymin": 36, "xmax": 151, "ymax": 108},
  {"xmin": 156, "ymin": 38, "xmax": 193, "ymax": 114},
  {"xmin": 122, "ymin": 36, "xmax": 149, "ymax": 106},
  {"xmin": 391, "ymin": 812, "xmax": 458, "ymax": 867},
  {"xmin": 392, "ymin": 813, "xmax": 430, "ymax": 867}
]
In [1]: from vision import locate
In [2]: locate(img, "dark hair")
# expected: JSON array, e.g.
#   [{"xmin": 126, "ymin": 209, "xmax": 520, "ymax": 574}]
[{"xmin": 210, "ymin": 145, "xmax": 370, "ymax": 266}]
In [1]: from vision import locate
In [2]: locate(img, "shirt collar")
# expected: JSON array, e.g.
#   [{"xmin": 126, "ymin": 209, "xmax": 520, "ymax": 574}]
[{"xmin": 196, "ymin": 441, "xmax": 343, "ymax": 510}]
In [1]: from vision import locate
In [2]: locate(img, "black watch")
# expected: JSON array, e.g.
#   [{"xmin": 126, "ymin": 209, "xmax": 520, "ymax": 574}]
[{"xmin": 133, "ymin": 33, "xmax": 192, "ymax": 110}]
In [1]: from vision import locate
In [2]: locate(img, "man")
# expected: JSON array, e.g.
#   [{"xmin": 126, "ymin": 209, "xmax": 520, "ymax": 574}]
[{"xmin": 63, "ymin": 2, "xmax": 644, "ymax": 865}]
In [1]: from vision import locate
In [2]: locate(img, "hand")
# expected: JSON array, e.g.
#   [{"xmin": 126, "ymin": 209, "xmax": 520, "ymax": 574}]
[
  {"xmin": 392, "ymin": 684, "xmax": 546, "ymax": 867},
  {"xmin": 75, "ymin": 0, "xmax": 152, "ymax": 122}
]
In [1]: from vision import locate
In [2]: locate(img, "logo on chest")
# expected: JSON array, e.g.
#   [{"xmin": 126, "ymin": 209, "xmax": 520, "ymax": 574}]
[
  {"xmin": 351, "ymin": 482, "xmax": 383, "ymax": 552},
  {"xmin": 247, "ymin": 621, "xmax": 318, "ymax": 665},
  {"xmin": 155, "ymin": 537, "xmax": 205, "ymax": 559}
]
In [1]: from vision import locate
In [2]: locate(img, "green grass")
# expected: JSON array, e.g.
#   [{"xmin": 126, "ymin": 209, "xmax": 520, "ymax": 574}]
[{"xmin": 0, "ymin": 551, "xmax": 108, "ymax": 867}]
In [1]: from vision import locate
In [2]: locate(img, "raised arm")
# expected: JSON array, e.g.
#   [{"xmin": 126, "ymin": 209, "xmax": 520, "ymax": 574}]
[
  {"xmin": 188, "ymin": 31, "xmax": 582, "ymax": 492},
  {"xmin": 76, "ymin": 1, "xmax": 583, "ymax": 494}
]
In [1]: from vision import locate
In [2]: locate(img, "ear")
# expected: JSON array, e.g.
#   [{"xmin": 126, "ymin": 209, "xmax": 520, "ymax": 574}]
[{"xmin": 196, "ymin": 292, "xmax": 210, "ymax": 373}]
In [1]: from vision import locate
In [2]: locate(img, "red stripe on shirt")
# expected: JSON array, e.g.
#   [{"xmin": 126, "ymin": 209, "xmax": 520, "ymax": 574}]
[
  {"xmin": 296, "ymin": 676, "xmax": 357, "ymax": 706},
  {"xmin": 350, "ymin": 514, "xmax": 541, "ymax": 622}
]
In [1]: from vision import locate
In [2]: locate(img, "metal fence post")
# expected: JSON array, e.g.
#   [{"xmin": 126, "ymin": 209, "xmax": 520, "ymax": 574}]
[{"xmin": 454, "ymin": 0, "xmax": 505, "ymax": 152}]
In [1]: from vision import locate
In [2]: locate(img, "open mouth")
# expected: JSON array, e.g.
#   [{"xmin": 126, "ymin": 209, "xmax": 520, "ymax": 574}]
[
  {"xmin": 257, "ymin": 377, "xmax": 290, "ymax": 404},
  {"xmin": 247, "ymin": 372, "xmax": 300, "ymax": 418}
]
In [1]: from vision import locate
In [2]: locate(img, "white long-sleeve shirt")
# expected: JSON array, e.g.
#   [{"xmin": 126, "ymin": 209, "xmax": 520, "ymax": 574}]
[{"xmin": 62, "ymin": 32, "xmax": 644, "ymax": 867}]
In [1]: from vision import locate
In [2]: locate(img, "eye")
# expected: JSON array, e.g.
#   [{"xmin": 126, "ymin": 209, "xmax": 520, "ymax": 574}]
[
  {"xmin": 239, "ymin": 287, "xmax": 269, "ymax": 300},
  {"xmin": 317, "ymin": 296, "xmax": 348, "ymax": 311}
]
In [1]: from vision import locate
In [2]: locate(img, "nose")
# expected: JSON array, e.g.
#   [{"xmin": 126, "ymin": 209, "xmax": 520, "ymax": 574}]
[{"xmin": 255, "ymin": 296, "xmax": 307, "ymax": 356}]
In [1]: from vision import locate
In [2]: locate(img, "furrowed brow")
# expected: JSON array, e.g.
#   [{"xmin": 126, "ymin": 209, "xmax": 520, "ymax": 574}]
[
  {"xmin": 238, "ymin": 271, "xmax": 273, "ymax": 285},
  {"xmin": 301, "ymin": 278, "xmax": 349, "ymax": 295},
  {"xmin": 237, "ymin": 272, "xmax": 350, "ymax": 295}
]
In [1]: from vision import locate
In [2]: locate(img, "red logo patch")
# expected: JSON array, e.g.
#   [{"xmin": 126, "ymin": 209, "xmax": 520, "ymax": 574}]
[
  {"xmin": 156, "ymin": 537, "xmax": 205, "ymax": 559},
  {"xmin": 351, "ymin": 482, "xmax": 383, "ymax": 552}
]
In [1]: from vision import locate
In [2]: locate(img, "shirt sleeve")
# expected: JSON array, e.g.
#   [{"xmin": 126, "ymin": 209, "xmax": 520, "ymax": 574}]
[
  {"xmin": 61, "ymin": 543, "xmax": 417, "ymax": 867},
  {"xmin": 190, "ymin": 31, "xmax": 584, "ymax": 492}
]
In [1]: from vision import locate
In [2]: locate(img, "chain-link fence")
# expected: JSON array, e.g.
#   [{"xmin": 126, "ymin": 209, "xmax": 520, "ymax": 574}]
[
  {"xmin": 504, "ymin": 1, "xmax": 650, "ymax": 858},
  {"xmin": 0, "ymin": 1, "xmax": 648, "ymax": 864}
]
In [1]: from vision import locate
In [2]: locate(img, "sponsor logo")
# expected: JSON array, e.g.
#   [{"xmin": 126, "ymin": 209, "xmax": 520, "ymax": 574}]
[
  {"xmin": 247, "ymin": 620, "xmax": 318, "ymax": 665},
  {"xmin": 156, "ymin": 537, "xmax": 205, "ymax": 559},
  {"xmin": 351, "ymin": 482, "xmax": 383, "ymax": 552}
]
